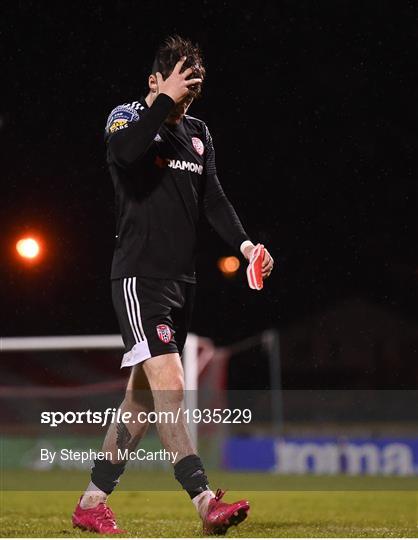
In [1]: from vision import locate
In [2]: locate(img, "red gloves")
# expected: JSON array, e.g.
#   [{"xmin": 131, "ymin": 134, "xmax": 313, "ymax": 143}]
[{"xmin": 246, "ymin": 244, "xmax": 265, "ymax": 290}]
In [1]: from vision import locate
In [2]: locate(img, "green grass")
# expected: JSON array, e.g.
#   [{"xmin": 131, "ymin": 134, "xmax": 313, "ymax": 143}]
[{"xmin": 0, "ymin": 471, "xmax": 417, "ymax": 537}]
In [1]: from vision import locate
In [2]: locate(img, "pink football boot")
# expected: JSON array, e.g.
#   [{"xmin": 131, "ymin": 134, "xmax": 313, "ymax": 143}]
[
  {"xmin": 72, "ymin": 497, "xmax": 126, "ymax": 534},
  {"xmin": 203, "ymin": 489, "xmax": 250, "ymax": 535}
]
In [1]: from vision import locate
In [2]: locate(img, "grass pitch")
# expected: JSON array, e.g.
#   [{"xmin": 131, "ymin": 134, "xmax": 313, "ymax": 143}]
[{"xmin": 0, "ymin": 470, "xmax": 417, "ymax": 537}]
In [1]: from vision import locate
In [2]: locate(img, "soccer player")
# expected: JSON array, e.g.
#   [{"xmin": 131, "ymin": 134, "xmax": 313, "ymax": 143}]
[{"xmin": 72, "ymin": 35, "xmax": 274, "ymax": 535}]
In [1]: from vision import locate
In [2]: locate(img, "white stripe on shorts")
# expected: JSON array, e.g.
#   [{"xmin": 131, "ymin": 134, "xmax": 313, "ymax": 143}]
[
  {"xmin": 123, "ymin": 277, "xmax": 141, "ymax": 343},
  {"xmin": 131, "ymin": 277, "xmax": 146, "ymax": 341},
  {"xmin": 127, "ymin": 277, "xmax": 144, "ymax": 342},
  {"xmin": 121, "ymin": 277, "xmax": 151, "ymax": 368}
]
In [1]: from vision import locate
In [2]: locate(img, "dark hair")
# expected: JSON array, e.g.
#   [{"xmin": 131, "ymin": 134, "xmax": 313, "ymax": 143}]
[{"xmin": 151, "ymin": 35, "xmax": 205, "ymax": 97}]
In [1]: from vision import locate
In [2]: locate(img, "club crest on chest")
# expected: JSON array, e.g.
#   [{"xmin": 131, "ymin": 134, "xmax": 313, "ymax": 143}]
[{"xmin": 192, "ymin": 137, "xmax": 204, "ymax": 156}]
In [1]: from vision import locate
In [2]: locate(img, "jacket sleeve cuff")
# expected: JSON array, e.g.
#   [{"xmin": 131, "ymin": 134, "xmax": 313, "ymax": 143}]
[
  {"xmin": 153, "ymin": 93, "xmax": 175, "ymax": 114},
  {"xmin": 240, "ymin": 239, "xmax": 254, "ymax": 255}
]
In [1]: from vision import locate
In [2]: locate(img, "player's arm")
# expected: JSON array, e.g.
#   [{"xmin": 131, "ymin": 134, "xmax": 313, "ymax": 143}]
[
  {"xmin": 105, "ymin": 95, "xmax": 174, "ymax": 167},
  {"xmin": 202, "ymin": 125, "xmax": 274, "ymax": 280},
  {"xmin": 106, "ymin": 58, "xmax": 201, "ymax": 168},
  {"xmin": 203, "ymin": 172, "xmax": 249, "ymax": 253}
]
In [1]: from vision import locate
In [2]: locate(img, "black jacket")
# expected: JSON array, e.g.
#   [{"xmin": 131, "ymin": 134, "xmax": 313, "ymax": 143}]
[{"xmin": 105, "ymin": 93, "xmax": 249, "ymax": 282}]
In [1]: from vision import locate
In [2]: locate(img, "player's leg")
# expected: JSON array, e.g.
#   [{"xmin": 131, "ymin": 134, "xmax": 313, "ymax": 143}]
[
  {"xmin": 177, "ymin": 283, "xmax": 250, "ymax": 534},
  {"xmin": 141, "ymin": 352, "xmax": 214, "ymax": 503},
  {"xmin": 141, "ymin": 350, "xmax": 249, "ymax": 534},
  {"xmin": 141, "ymin": 352, "xmax": 194, "ymax": 458},
  {"xmin": 79, "ymin": 364, "xmax": 153, "ymax": 509},
  {"xmin": 72, "ymin": 365, "xmax": 153, "ymax": 534},
  {"xmin": 102, "ymin": 363, "xmax": 153, "ymax": 458},
  {"xmin": 141, "ymin": 282, "xmax": 249, "ymax": 534},
  {"xmin": 72, "ymin": 278, "xmax": 155, "ymax": 533}
]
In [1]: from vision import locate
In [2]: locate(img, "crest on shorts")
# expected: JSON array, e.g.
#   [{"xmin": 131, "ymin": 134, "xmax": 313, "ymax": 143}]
[
  {"xmin": 156, "ymin": 324, "xmax": 172, "ymax": 343},
  {"xmin": 191, "ymin": 137, "xmax": 204, "ymax": 156}
]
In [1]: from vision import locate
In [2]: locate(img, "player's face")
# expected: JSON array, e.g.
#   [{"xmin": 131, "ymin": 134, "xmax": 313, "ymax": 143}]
[{"xmin": 166, "ymin": 94, "xmax": 194, "ymax": 125}]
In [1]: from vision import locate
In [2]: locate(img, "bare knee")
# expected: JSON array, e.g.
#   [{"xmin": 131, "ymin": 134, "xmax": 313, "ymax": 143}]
[
  {"xmin": 124, "ymin": 363, "xmax": 154, "ymax": 411},
  {"xmin": 152, "ymin": 374, "xmax": 184, "ymax": 406},
  {"xmin": 143, "ymin": 353, "xmax": 185, "ymax": 402}
]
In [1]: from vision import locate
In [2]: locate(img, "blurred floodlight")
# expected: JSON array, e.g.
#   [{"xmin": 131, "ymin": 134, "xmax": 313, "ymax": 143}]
[
  {"xmin": 16, "ymin": 237, "xmax": 40, "ymax": 259},
  {"xmin": 218, "ymin": 255, "xmax": 240, "ymax": 276}
]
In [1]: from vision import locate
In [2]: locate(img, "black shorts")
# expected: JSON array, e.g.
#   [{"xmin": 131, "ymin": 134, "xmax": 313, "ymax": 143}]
[{"xmin": 112, "ymin": 277, "xmax": 195, "ymax": 368}]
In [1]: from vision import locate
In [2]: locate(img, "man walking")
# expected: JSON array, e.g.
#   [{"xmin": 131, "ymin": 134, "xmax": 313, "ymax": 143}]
[{"xmin": 72, "ymin": 35, "xmax": 273, "ymax": 535}]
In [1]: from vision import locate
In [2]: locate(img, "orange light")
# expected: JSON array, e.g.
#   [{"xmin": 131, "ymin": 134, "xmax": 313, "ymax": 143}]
[
  {"xmin": 218, "ymin": 256, "xmax": 240, "ymax": 276},
  {"xmin": 16, "ymin": 237, "xmax": 40, "ymax": 259}
]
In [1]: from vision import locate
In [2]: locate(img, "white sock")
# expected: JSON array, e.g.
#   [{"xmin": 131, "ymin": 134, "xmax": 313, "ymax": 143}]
[
  {"xmin": 192, "ymin": 490, "xmax": 215, "ymax": 518},
  {"xmin": 80, "ymin": 481, "xmax": 108, "ymax": 509}
]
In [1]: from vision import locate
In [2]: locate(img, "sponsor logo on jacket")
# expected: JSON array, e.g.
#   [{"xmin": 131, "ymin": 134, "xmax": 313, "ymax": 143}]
[{"xmin": 155, "ymin": 156, "xmax": 203, "ymax": 175}]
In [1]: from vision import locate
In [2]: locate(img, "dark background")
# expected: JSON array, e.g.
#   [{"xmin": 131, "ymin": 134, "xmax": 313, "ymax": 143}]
[{"xmin": 2, "ymin": 1, "xmax": 418, "ymax": 388}]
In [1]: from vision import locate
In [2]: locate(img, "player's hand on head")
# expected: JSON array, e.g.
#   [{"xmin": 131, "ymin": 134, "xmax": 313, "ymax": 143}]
[{"xmin": 156, "ymin": 57, "xmax": 202, "ymax": 104}]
